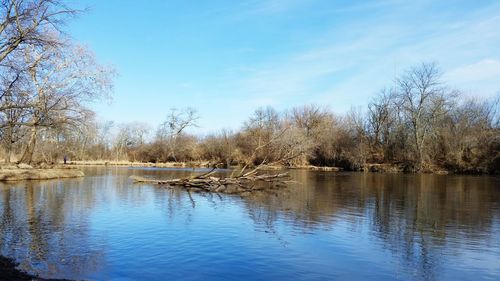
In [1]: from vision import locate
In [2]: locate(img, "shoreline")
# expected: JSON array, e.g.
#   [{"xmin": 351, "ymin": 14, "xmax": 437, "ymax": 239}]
[
  {"xmin": 0, "ymin": 166, "xmax": 84, "ymax": 182},
  {"xmin": 67, "ymin": 160, "xmax": 201, "ymax": 168},
  {"xmin": 0, "ymin": 255, "xmax": 72, "ymax": 281},
  {"xmin": 64, "ymin": 160, "xmax": 497, "ymax": 175},
  {"xmin": 0, "ymin": 161, "xmax": 494, "ymax": 179}
]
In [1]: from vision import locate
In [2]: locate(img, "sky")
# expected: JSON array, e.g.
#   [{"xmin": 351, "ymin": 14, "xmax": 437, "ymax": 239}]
[{"xmin": 67, "ymin": 0, "xmax": 500, "ymax": 134}]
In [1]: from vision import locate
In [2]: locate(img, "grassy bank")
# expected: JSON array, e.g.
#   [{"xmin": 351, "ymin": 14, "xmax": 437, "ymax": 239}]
[
  {"xmin": 0, "ymin": 165, "xmax": 84, "ymax": 181},
  {"xmin": 66, "ymin": 160, "xmax": 208, "ymax": 168},
  {"xmin": 56, "ymin": 159, "xmax": 497, "ymax": 175},
  {"xmin": 66, "ymin": 160, "xmax": 343, "ymax": 171}
]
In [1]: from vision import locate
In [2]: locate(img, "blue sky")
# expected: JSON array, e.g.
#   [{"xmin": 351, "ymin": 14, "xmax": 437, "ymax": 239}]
[{"xmin": 68, "ymin": 0, "xmax": 500, "ymax": 133}]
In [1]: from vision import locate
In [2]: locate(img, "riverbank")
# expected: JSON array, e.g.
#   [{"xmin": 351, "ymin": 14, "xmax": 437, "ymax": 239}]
[
  {"xmin": 67, "ymin": 160, "xmax": 205, "ymax": 168},
  {"xmin": 0, "ymin": 256, "xmax": 73, "ymax": 281},
  {"xmin": 61, "ymin": 160, "xmax": 498, "ymax": 175},
  {"xmin": 67, "ymin": 161, "xmax": 343, "ymax": 172},
  {"xmin": 0, "ymin": 165, "xmax": 84, "ymax": 181}
]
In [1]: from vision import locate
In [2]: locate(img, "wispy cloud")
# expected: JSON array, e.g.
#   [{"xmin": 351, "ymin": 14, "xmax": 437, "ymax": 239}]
[
  {"xmin": 446, "ymin": 59, "xmax": 500, "ymax": 83},
  {"xmin": 227, "ymin": 0, "xmax": 500, "ymax": 113},
  {"xmin": 80, "ymin": 0, "xmax": 500, "ymax": 130}
]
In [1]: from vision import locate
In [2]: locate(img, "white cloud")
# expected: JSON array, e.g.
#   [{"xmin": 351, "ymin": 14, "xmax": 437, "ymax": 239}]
[
  {"xmin": 228, "ymin": 0, "xmax": 500, "ymax": 110},
  {"xmin": 445, "ymin": 59, "xmax": 500, "ymax": 83}
]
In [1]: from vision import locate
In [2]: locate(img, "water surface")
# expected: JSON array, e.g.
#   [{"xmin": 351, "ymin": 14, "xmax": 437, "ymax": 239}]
[{"xmin": 1, "ymin": 168, "xmax": 499, "ymax": 280}]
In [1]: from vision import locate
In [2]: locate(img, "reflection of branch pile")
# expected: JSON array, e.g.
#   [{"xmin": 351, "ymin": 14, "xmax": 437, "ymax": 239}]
[{"xmin": 131, "ymin": 167, "xmax": 290, "ymax": 194}]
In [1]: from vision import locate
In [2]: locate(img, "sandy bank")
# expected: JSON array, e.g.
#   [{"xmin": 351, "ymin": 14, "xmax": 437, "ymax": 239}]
[
  {"xmin": 0, "ymin": 167, "xmax": 84, "ymax": 181},
  {"xmin": 66, "ymin": 160, "xmax": 206, "ymax": 168},
  {"xmin": 67, "ymin": 161, "xmax": 344, "ymax": 171}
]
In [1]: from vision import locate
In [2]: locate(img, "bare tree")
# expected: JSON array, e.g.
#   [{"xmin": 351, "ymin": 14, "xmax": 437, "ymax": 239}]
[
  {"xmin": 395, "ymin": 62, "xmax": 454, "ymax": 169},
  {"xmin": 157, "ymin": 107, "xmax": 199, "ymax": 161},
  {"xmin": 0, "ymin": 0, "xmax": 78, "ymax": 63},
  {"xmin": 238, "ymin": 107, "xmax": 280, "ymax": 165},
  {"xmin": 367, "ymin": 89, "xmax": 394, "ymax": 148},
  {"xmin": 16, "ymin": 42, "xmax": 114, "ymax": 163},
  {"xmin": 200, "ymin": 129, "xmax": 236, "ymax": 167},
  {"xmin": 0, "ymin": 0, "xmax": 82, "ymax": 163},
  {"xmin": 0, "ymin": 55, "xmax": 30, "ymax": 162},
  {"xmin": 290, "ymin": 104, "xmax": 329, "ymax": 137},
  {"xmin": 111, "ymin": 122, "xmax": 150, "ymax": 161}
]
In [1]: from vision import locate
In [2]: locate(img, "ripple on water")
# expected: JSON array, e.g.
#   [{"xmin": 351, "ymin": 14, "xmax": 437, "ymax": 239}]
[{"xmin": 0, "ymin": 168, "xmax": 499, "ymax": 280}]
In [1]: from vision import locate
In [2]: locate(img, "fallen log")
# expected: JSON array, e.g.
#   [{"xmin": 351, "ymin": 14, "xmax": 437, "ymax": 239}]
[
  {"xmin": 130, "ymin": 171, "xmax": 290, "ymax": 194},
  {"xmin": 130, "ymin": 132, "xmax": 304, "ymax": 194}
]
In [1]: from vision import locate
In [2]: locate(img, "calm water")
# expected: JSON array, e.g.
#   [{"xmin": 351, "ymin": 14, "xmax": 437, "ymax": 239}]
[{"xmin": 0, "ymin": 168, "xmax": 499, "ymax": 281}]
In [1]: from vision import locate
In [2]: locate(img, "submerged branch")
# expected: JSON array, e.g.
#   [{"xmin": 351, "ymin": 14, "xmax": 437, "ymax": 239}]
[{"xmin": 130, "ymin": 172, "xmax": 290, "ymax": 194}]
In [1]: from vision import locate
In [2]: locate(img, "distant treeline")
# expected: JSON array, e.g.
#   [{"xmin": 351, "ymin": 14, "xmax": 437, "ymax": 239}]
[
  {"xmin": 5, "ymin": 61, "xmax": 499, "ymax": 174},
  {"xmin": 0, "ymin": 2, "xmax": 498, "ymax": 174}
]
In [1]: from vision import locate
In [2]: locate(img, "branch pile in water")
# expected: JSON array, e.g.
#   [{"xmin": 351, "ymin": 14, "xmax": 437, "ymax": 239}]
[{"xmin": 130, "ymin": 168, "xmax": 289, "ymax": 194}]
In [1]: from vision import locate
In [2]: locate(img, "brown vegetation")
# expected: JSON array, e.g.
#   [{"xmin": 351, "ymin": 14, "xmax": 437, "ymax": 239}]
[
  {"xmin": 2, "ymin": 62, "xmax": 498, "ymax": 174},
  {"xmin": 0, "ymin": 165, "xmax": 83, "ymax": 181},
  {"xmin": 67, "ymin": 160, "xmax": 198, "ymax": 168},
  {"xmin": 0, "ymin": 1, "xmax": 497, "ymax": 175}
]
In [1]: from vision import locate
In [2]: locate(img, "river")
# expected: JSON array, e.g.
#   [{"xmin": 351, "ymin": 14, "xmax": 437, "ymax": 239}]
[{"xmin": 1, "ymin": 167, "xmax": 499, "ymax": 280}]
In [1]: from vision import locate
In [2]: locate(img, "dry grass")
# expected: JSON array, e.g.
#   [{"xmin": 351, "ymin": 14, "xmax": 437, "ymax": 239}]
[
  {"xmin": 0, "ymin": 167, "xmax": 84, "ymax": 181},
  {"xmin": 288, "ymin": 165, "xmax": 341, "ymax": 171},
  {"xmin": 66, "ymin": 160, "xmax": 209, "ymax": 168}
]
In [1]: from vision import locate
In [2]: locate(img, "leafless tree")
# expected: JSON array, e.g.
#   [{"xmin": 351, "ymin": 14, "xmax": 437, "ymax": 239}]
[
  {"xmin": 15, "ymin": 42, "xmax": 114, "ymax": 163},
  {"xmin": 111, "ymin": 122, "xmax": 150, "ymax": 161},
  {"xmin": 156, "ymin": 107, "xmax": 199, "ymax": 161},
  {"xmin": 200, "ymin": 129, "xmax": 236, "ymax": 167},
  {"xmin": 367, "ymin": 89, "xmax": 394, "ymax": 148},
  {"xmin": 0, "ymin": 0, "xmax": 79, "ymax": 63},
  {"xmin": 394, "ymin": 62, "xmax": 455, "ymax": 169},
  {"xmin": 0, "ymin": 55, "xmax": 30, "ymax": 162},
  {"xmin": 290, "ymin": 104, "xmax": 329, "ymax": 137}
]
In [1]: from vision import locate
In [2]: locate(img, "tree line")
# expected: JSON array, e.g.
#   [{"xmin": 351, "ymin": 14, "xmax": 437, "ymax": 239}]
[
  {"xmin": 0, "ymin": 1, "xmax": 498, "ymax": 174},
  {"xmin": 51, "ymin": 62, "xmax": 498, "ymax": 174}
]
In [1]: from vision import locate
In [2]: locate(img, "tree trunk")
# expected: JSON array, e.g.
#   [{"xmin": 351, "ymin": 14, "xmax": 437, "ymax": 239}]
[
  {"xmin": 4, "ymin": 126, "xmax": 13, "ymax": 164},
  {"xmin": 19, "ymin": 126, "xmax": 38, "ymax": 164}
]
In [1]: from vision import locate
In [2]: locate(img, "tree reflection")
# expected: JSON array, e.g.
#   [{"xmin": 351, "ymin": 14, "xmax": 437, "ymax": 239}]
[
  {"xmin": 0, "ymin": 178, "xmax": 106, "ymax": 279},
  {"xmin": 239, "ymin": 171, "xmax": 500, "ymax": 280},
  {"xmin": 1, "ymin": 168, "xmax": 498, "ymax": 280}
]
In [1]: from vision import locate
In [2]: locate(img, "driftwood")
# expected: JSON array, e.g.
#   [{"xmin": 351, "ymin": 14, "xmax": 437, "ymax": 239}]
[
  {"xmin": 130, "ymin": 168, "xmax": 290, "ymax": 194},
  {"xmin": 131, "ymin": 127, "xmax": 305, "ymax": 194}
]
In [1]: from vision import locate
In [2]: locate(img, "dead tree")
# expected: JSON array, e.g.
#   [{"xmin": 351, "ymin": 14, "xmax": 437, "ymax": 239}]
[
  {"xmin": 131, "ymin": 168, "xmax": 290, "ymax": 194},
  {"xmin": 131, "ymin": 123, "xmax": 309, "ymax": 193},
  {"xmin": 0, "ymin": 0, "xmax": 79, "ymax": 63},
  {"xmin": 156, "ymin": 107, "xmax": 199, "ymax": 162}
]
